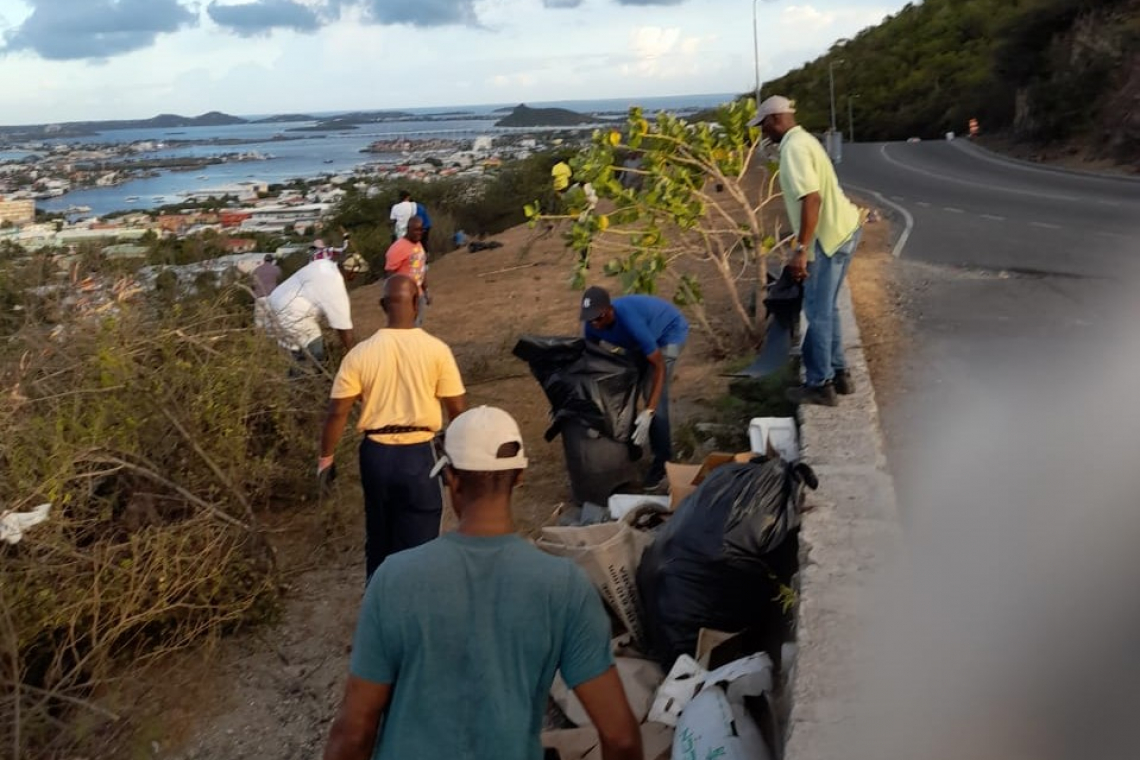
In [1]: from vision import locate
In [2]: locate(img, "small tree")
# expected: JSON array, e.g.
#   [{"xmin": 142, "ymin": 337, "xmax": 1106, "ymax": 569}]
[{"xmin": 526, "ymin": 100, "xmax": 788, "ymax": 353}]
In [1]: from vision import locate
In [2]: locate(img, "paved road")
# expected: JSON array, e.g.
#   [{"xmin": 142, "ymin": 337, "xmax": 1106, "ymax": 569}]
[{"xmin": 837, "ymin": 140, "xmax": 1140, "ymax": 501}]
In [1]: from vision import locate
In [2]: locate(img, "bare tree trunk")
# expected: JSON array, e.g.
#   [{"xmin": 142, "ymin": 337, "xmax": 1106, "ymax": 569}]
[
  {"xmin": 753, "ymin": 249, "xmax": 770, "ymax": 340},
  {"xmin": 712, "ymin": 252, "xmax": 760, "ymax": 344}
]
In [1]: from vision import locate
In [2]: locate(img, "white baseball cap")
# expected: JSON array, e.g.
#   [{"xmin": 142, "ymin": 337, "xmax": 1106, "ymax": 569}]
[
  {"xmin": 430, "ymin": 406, "xmax": 529, "ymax": 477},
  {"xmin": 747, "ymin": 95, "xmax": 796, "ymax": 127}
]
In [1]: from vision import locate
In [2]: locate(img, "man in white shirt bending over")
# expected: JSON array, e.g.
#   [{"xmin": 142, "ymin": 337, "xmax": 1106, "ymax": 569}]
[{"xmin": 260, "ymin": 254, "xmax": 355, "ymax": 365}]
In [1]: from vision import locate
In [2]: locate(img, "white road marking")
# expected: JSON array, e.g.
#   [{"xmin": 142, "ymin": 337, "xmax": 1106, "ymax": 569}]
[
  {"xmin": 1030, "ymin": 221, "xmax": 1062, "ymax": 230},
  {"xmin": 981, "ymin": 214, "xmax": 1006, "ymax": 221},
  {"xmin": 890, "ymin": 195, "xmax": 905, "ymax": 201},
  {"xmin": 843, "ymin": 182, "xmax": 914, "ymax": 259},
  {"xmin": 1098, "ymin": 200, "xmax": 1122, "ymax": 207},
  {"xmin": 916, "ymin": 201, "xmax": 931, "ymax": 208},
  {"xmin": 880, "ymin": 144, "xmax": 1083, "ymax": 202},
  {"xmin": 943, "ymin": 207, "xmax": 965, "ymax": 213}
]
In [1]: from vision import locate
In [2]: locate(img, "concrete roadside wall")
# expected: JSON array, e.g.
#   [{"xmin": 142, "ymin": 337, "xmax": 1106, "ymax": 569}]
[{"xmin": 784, "ymin": 283, "xmax": 902, "ymax": 760}]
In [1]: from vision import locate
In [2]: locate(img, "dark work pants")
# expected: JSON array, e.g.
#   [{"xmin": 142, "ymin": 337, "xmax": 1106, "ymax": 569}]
[
  {"xmin": 359, "ymin": 439, "xmax": 443, "ymax": 581},
  {"xmin": 640, "ymin": 343, "xmax": 683, "ymax": 482}
]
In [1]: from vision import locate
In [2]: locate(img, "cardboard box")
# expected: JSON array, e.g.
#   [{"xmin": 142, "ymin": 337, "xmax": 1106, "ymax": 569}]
[
  {"xmin": 542, "ymin": 722, "xmax": 674, "ymax": 760},
  {"xmin": 665, "ymin": 452, "xmax": 754, "ymax": 509}
]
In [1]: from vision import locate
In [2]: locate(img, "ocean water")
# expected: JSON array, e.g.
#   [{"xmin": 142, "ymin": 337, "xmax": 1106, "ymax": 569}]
[{"xmin": 34, "ymin": 92, "xmax": 737, "ymax": 216}]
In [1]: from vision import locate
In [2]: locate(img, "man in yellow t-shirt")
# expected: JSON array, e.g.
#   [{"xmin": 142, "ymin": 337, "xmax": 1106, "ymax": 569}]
[
  {"xmin": 750, "ymin": 95, "xmax": 863, "ymax": 407},
  {"xmin": 319, "ymin": 275, "xmax": 467, "ymax": 579}
]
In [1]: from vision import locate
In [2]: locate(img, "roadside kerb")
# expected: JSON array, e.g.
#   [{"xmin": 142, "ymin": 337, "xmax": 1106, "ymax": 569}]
[
  {"xmin": 951, "ymin": 139, "xmax": 1140, "ymax": 184},
  {"xmin": 783, "ymin": 282, "xmax": 902, "ymax": 760}
]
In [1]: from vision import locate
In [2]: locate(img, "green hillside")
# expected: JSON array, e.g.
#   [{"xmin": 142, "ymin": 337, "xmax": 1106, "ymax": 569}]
[
  {"xmin": 495, "ymin": 104, "xmax": 596, "ymax": 128},
  {"xmin": 760, "ymin": 0, "xmax": 1140, "ymax": 161}
]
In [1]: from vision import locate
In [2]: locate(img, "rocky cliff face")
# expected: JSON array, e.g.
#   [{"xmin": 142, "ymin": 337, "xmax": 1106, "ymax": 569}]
[
  {"xmin": 1013, "ymin": 0, "xmax": 1140, "ymax": 164},
  {"xmin": 1098, "ymin": 49, "xmax": 1140, "ymax": 163}
]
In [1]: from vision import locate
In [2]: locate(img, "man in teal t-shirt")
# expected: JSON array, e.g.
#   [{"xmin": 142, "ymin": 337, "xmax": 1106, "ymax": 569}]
[{"xmin": 322, "ymin": 406, "xmax": 643, "ymax": 760}]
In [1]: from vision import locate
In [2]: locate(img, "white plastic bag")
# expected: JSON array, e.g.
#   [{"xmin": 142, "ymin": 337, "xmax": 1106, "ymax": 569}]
[
  {"xmin": 0, "ymin": 503, "xmax": 51, "ymax": 545},
  {"xmin": 648, "ymin": 655, "xmax": 707, "ymax": 727},
  {"xmin": 670, "ymin": 653, "xmax": 776, "ymax": 760},
  {"xmin": 672, "ymin": 686, "xmax": 771, "ymax": 760}
]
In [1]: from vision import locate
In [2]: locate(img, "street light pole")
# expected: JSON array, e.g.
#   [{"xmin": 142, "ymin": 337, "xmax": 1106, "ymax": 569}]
[
  {"xmin": 848, "ymin": 94, "xmax": 857, "ymax": 143},
  {"xmin": 752, "ymin": 0, "xmax": 762, "ymax": 106},
  {"xmin": 828, "ymin": 59, "xmax": 844, "ymax": 134}
]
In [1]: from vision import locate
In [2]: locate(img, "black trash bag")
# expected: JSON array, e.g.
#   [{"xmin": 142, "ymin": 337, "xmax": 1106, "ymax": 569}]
[
  {"xmin": 729, "ymin": 267, "xmax": 803, "ymax": 379},
  {"xmin": 764, "ymin": 265, "xmax": 803, "ymax": 330},
  {"xmin": 513, "ymin": 336, "xmax": 643, "ymax": 443},
  {"xmin": 636, "ymin": 457, "xmax": 817, "ymax": 665},
  {"xmin": 560, "ymin": 418, "xmax": 638, "ymax": 506}
]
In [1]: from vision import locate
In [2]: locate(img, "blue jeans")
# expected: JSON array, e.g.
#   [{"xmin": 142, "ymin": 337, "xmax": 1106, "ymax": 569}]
[
  {"xmin": 359, "ymin": 439, "xmax": 443, "ymax": 581},
  {"xmin": 288, "ymin": 337, "xmax": 325, "ymax": 378},
  {"xmin": 802, "ymin": 228, "xmax": 861, "ymax": 387},
  {"xmin": 641, "ymin": 343, "xmax": 683, "ymax": 481}
]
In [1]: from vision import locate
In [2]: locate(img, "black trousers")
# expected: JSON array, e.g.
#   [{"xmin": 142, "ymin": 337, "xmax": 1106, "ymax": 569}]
[{"xmin": 358, "ymin": 439, "xmax": 443, "ymax": 581}]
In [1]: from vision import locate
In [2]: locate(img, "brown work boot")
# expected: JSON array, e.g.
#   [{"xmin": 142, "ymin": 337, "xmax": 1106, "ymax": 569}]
[
  {"xmin": 833, "ymin": 369, "xmax": 855, "ymax": 395},
  {"xmin": 786, "ymin": 383, "xmax": 839, "ymax": 407}
]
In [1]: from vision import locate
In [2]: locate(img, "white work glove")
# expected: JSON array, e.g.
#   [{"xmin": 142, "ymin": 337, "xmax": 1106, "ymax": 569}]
[{"xmin": 632, "ymin": 409, "xmax": 654, "ymax": 448}]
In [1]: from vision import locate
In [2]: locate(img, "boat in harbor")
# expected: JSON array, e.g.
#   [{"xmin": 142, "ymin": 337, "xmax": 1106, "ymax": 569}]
[{"xmin": 125, "ymin": 196, "xmax": 140, "ymax": 202}]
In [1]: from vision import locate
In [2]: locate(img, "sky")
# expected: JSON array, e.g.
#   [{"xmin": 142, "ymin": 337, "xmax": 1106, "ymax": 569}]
[{"xmin": 0, "ymin": 0, "xmax": 907, "ymax": 124}]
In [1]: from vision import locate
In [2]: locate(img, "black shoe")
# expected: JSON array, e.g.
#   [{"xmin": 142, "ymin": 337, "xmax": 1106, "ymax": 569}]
[
  {"xmin": 833, "ymin": 370, "xmax": 855, "ymax": 395},
  {"xmin": 786, "ymin": 383, "xmax": 838, "ymax": 407}
]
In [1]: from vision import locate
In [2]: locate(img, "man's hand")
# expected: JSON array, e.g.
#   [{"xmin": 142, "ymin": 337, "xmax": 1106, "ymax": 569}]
[
  {"xmin": 632, "ymin": 409, "xmax": 654, "ymax": 447},
  {"xmin": 572, "ymin": 667, "xmax": 642, "ymax": 760},
  {"xmin": 318, "ymin": 456, "xmax": 337, "ymax": 491},
  {"xmin": 790, "ymin": 246, "xmax": 809, "ymax": 282}
]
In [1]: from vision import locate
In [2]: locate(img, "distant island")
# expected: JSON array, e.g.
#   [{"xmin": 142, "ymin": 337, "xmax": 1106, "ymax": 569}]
[
  {"xmin": 494, "ymin": 104, "xmax": 596, "ymax": 128},
  {"xmin": 0, "ymin": 111, "xmax": 247, "ymax": 140},
  {"xmin": 250, "ymin": 114, "xmax": 316, "ymax": 124},
  {"xmin": 0, "ymin": 108, "xmax": 511, "ymax": 143}
]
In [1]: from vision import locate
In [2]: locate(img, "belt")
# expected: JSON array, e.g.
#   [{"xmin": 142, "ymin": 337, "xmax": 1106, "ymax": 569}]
[{"xmin": 364, "ymin": 425, "xmax": 435, "ymax": 437}]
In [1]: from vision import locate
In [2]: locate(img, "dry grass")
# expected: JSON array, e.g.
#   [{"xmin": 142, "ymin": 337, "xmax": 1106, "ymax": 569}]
[{"xmin": 0, "ymin": 287, "xmax": 324, "ymax": 758}]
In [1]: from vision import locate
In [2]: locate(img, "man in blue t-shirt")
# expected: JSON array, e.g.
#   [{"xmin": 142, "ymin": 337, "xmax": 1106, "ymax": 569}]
[
  {"xmin": 322, "ymin": 406, "xmax": 643, "ymax": 760},
  {"xmin": 580, "ymin": 286, "xmax": 689, "ymax": 490},
  {"xmin": 414, "ymin": 201, "xmax": 433, "ymax": 253}
]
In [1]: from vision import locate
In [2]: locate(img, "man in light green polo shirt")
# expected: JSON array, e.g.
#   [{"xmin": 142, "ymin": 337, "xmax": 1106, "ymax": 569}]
[{"xmin": 750, "ymin": 95, "xmax": 864, "ymax": 407}]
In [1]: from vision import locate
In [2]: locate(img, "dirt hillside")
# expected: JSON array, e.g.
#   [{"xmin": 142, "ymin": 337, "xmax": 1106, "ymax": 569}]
[{"xmin": 149, "ymin": 212, "xmax": 893, "ymax": 760}]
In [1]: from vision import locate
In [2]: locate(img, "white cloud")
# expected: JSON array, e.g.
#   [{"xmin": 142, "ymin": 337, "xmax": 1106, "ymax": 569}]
[
  {"xmin": 622, "ymin": 25, "xmax": 716, "ymax": 80},
  {"xmin": 779, "ymin": 3, "xmax": 890, "ymax": 33},
  {"xmin": 0, "ymin": 0, "xmax": 910, "ymax": 122}
]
